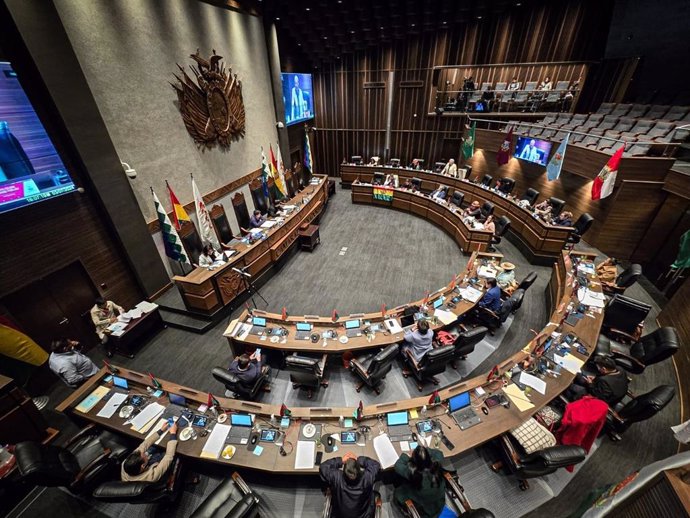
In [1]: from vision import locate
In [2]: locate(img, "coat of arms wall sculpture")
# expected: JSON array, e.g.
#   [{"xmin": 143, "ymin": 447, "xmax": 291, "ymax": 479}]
[{"xmin": 171, "ymin": 49, "xmax": 245, "ymax": 149}]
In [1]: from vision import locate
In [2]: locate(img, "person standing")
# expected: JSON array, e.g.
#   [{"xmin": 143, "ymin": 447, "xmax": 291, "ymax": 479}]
[
  {"xmin": 90, "ymin": 297, "xmax": 124, "ymax": 357},
  {"xmin": 394, "ymin": 445, "xmax": 446, "ymax": 518},
  {"xmin": 440, "ymin": 159, "xmax": 457, "ymax": 177},
  {"xmin": 48, "ymin": 338, "xmax": 98, "ymax": 387},
  {"xmin": 319, "ymin": 452, "xmax": 381, "ymax": 518},
  {"xmin": 290, "ymin": 75, "xmax": 306, "ymax": 122}
]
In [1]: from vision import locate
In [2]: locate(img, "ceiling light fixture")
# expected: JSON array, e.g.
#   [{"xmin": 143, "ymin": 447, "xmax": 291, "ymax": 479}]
[{"xmin": 305, "ymin": 7, "xmax": 310, "ymax": 11}]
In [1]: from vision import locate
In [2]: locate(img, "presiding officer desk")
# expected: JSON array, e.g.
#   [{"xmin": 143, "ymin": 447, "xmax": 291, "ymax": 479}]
[
  {"xmin": 172, "ymin": 175, "xmax": 329, "ymax": 315},
  {"xmin": 342, "ymin": 164, "xmax": 574, "ymax": 264},
  {"xmin": 57, "ymin": 251, "xmax": 604, "ymax": 475}
]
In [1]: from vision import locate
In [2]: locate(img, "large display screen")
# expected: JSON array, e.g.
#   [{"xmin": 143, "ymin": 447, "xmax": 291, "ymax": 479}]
[
  {"xmin": 0, "ymin": 62, "xmax": 76, "ymax": 214},
  {"xmin": 513, "ymin": 136, "xmax": 552, "ymax": 166},
  {"xmin": 281, "ymin": 72, "xmax": 314, "ymax": 126}
]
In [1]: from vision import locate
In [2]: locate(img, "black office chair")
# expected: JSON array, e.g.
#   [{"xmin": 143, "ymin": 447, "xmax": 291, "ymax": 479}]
[
  {"xmin": 602, "ymin": 264, "xmax": 643, "ymax": 295},
  {"xmin": 402, "ymin": 345, "xmax": 454, "ymax": 391},
  {"xmin": 492, "ymin": 433, "xmax": 586, "ymax": 490},
  {"xmin": 488, "ymin": 215, "xmax": 510, "ymax": 252},
  {"xmin": 445, "ymin": 326, "xmax": 488, "ymax": 367},
  {"xmin": 285, "ymin": 353, "xmax": 329, "ymax": 399},
  {"xmin": 548, "ymin": 197, "xmax": 566, "ymax": 217},
  {"xmin": 212, "ymin": 366, "xmax": 271, "ymax": 400},
  {"xmin": 373, "ymin": 172, "xmax": 384, "ymax": 185},
  {"xmin": 411, "ymin": 177, "xmax": 422, "ymax": 190},
  {"xmin": 324, "ymin": 488, "xmax": 383, "ymax": 518},
  {"xmin": 602, "ymin": 294, "xmax": 652, "ymax": 343},
  {"xmin": 190, "ymin": 472, "xmax": 260, "ymax": 518},
  {"xmin": 480, "ymin": 174, "xmax": 493, "ymax": 186},
  {"xmin": 566, "ymin": 213, "xmax": 594, "ymax": 248},
  {"xmin": 498, "ymin": 177, "xmax": 515, "ymax": 194},
  {"xmin": 509, "ymin": 288, "xmax": 525, "ymax": 313},
  {"xmin": 605, "ymin": 385, "xmax": 675, "ymax": 441},
  {"xmin": 92, "ymin": 457, "xmax": 185, "ymax": 505},
  {"xmin": 476, "ymin": 293, "xmax": 517, "ymax": 335},
  {"xmin": 521, "ymin": 188, "xmax": 540, "ymax": 206},
  {"xmin": 14, "ymin": 424, "xmax": 130, "ymax": 494},
  {"xmin": 350, "ymin": 344, "xmax": 399, "ymax": 394},
  {"xmin": 517, "ymin": 271, "xmax": 538, "ymax": 292},
  {"xmin": 450, "ymin": 190, "xmax": 465, "ymax": 208},
  {"xmin": 480, "ymin": 201, "xmax": 495, "ymax": 221},
  {"xmin": 596, "ymin": 327, "xmax": 679, "ymax": 375}
]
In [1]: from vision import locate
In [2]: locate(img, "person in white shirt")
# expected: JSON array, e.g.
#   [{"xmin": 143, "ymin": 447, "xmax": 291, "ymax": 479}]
[
  {"xmin": 384, "ymin": 173, "xmax": 397, "ymax": 187},
  {"xmin": 519, "ymin": 139, "xmax": 541, "ymax": 162},
  {"xmin": 91, "ymin": 297, "xmax": 124, "ymax": 357},
  {"xmin": 198, "ymin": 244, "xmax": 221, "ymax": 267},
  {"xmin": 539, "ymin": 77, "xmax": 553, "ymax": 91},
  {"xmin": 290, "ymin": 75, "xmax": 306, "ymax": 121},
  {"xmin": 441, "ymin": 159, "xmax": 458, "ymax": 177},
  {"xmin": 49, "ymin": 338, "xmax": 98, "ymax": 387}
]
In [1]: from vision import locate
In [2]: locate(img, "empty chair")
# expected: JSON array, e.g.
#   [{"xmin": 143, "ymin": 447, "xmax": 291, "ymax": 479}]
[
  {"xmin": 411, "ymin": 177, "xmax": 422, "ymax": 190},
  {"xmin": 646, "ymin": 105, "xmax": 670, "ymax": 119},
  {"xmin": 497, "ymin": 177, "xmax": 515, "ymax": 194},
  {"xmin": 373, "ymin": 172, "xmax": 384, "ymax": 185},
  {"xmin": 514, "ymin": 82, "xmax": 536, "ymax": 104},
  {"xmin": 480, "ymin": 174, "xmax": 493, "ymax": 186},
  {"xmin": 212, "ymin": 365, "xmax": 270, "ymax": 400},
  {"xmin": 664, "ymin": 106, "xmax": 689, "ymax": 121},
  {"xmin": 553, "ymin": 114, "xmax": 572, "ymax": 127},
  {"xmin": 627, "ymin": 104, "xmax": 649, "ymax": 118},
  {"xmin": 548, "ymin": 197, "xmax": 566, "ymax": 217},
  {"xmin": 541, "ymin": 114, "xmax": 558, "ymax": 126},
  {"xmin": 610, "ymin": 117, "xmax": 635, "ymax": 134},
  {"xmin": 598, "ymin": 102, "xmax": 615, "ymax": 114},
  {"xmin": 350, "ymin": 343, "xmax": 399, "ymax": 394},
  {"xmin": 190, "ymin": 472, "xmax": 260, "ymax": 518},
  {"xmin": 603, "ymin": 264, "xmax": 643, "ymax": 295},
  {"xmin": 446, "ymin": 326, "xmax": 488, "ymax": 367},
  {"xmin": 579, "ymin": 128, "xmax": 604, "ymax": 148},
  {"xmin": 540, "ymin": 127, "xmax": 557, "ymax": 139},
  {"xmin": 610, "ymin": 103, "xmax": 632, "ymax": 117},
  {"xmin": 495, "ymin": 81, "xmax": 507, "ymax": 92},
  {"xmin": 285, "ymin": 353, "xmax": 329, "ymax": 399},
  {"xmin": 605, "ymin": 385, "xmax": 675, "ymax": 441},
  {"xmin": 402, "ymin": 345, "xmax": 454, "ymax": 391},
  {"xmin": 648, "ymin": 121, "xmax": 676, "ymax": 140},
  {"xmin": 598, "ymin": 115, "xmax": 620, "ymax": 131},
  {"xmin": 624, "ymin": 143, "xmax": 651, "ymax": 157},
  {"xmin": 521, "ymin": 188, "xmax": 539, "ymax": 206},
  {"xmin": 476, "ymin": 293, "xmax": 517, "ymax": 335},
  {"xmin": 480, "ymin": 201, "xmax": 495, "ymax": 221},
  {"xmin": 597, "ymin": 327, "xmax": 679, "ymax": 375},
  {"xmin": 621, "ymin": 119, "xmax": 655, "ymax": 137},
  {"xmin": 489, "ymin": 216, "xmax": 511, "ymax": 252},
  {"xmin": 581, "ymin": 114, "xmax": 604, "ymax": 130},
  {"xmin": 602, "ymin": 294, "xmax": 652, "ymax": 342},
  {"xmin": 517, "ymin": 271, "xmax": 538, "ymax": 291},
  {"xmin": 594, "ymin": 136, "xmax": 617, "ymax": 152},
  {"xmin": 566, "ymin": 213, "xmax": 594, "ymax": 248},
  {"xmin": 450, "ymin": 190, "xmax": 464, "ymax": 207}
]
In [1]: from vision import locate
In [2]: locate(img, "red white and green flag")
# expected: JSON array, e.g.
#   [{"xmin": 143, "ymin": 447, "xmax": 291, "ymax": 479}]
[{"xmin": 592, "ymin": 146, "xmax": 624, "ymax": 200}]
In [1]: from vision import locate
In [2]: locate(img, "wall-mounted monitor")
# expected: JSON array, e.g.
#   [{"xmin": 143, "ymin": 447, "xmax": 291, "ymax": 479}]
[
  {"xmin": 281, "ymin": 72, "xmax": 314, "ymax": 126},
  {"xmin": 513, "ymin": 136, "xmax": 552, "ymax": 166},
  {"xmin": 0, "ymin": 62, "xmax": 76, "ymax": 215}
]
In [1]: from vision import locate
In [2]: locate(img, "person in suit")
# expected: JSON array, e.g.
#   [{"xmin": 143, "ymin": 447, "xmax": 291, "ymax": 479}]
[
  {"xmin": 440, "ymin": 159, "xmax": 457, "ymax": 177},
  {"xmin": 566, "ymin": 356, "xmax": 630, "ymax": 406},
  {"xmin": 394, "ymin": 445, "xmax": 446, "ymax": 518},
  {"xmin": 479, "ymin": 278, "xmax": 502, "ymax": 312},
  {"xmin": 319, "ymin": 453, "xmax": 381, "ymax": 518},
  {"xmin": 248, "ymin": 210, "xmax": 266, "ymax": 228},
  {"xmin": 227, "ymin": 351, "xmax": 266, "ymax": 395},
  {"xmin": 401, "ymin": 319, "xmax": 434, "ymax": 362},
  {"xmin": 480, "ymin": 85, "xmax": 495, "ymax": 112},
  {"xmin": 430, "ymin": 184, "xmax": 448, "ymax": 201},
  {"xmin": 90, "ymin": 297, "xmax": 124, "ymax": 358},
  {"xmin": 409, "ymin": 158, "xmax": 422, "ymax": 170},
  {"xmin": 553, "ymin": 211, "xmax": 574, "ymax": 227},
  {"xmin": 198, "ymin": 243, "xmax": 221, "ymax": 267},
  {"xmin": 122, "ymin": 421, "xmax": 178, "ymax": 483},
  {"xmin": 48, "ymin": 338, "xmax": 98, "ymax": 387},
  {"xmin": 463, "ymin": 200, "xmax": 481, "ymax": 219},
  {"xmin": 519, "ymin": 139, "xmax": 540, "ymax": 162},
  {"xmin": 290, "ymin": 75, "xmax": 306, "ymax": 122}
]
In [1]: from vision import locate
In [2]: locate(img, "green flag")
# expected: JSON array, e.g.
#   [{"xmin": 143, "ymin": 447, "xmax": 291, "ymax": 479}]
[
  {"xmin": 462, "ymin": 122, "xmax": 476, "ymax": 160},
  {"xmin": 672, "ymin": 229, "xmax": 690, "ymax": 269}
]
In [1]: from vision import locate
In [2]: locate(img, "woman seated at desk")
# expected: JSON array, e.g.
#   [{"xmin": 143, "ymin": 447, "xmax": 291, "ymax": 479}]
[
  {"xmin": 534, "ymin": 199, "xmax": 553, "ymax": 220},
  {"xmin": 400, "ymin": 178, "xmax": 418, "ymax": 192},
  {"xmin": 497, "ymin": 262, "xmax": 518, "ymax": 294},
  {"xmin": 384, "ymin": 173, "xmax": 397, "ymax": 187},
  {"xmin": 248, "ymin": 210, "xmax": 267, "ymax": 228},
  {"xmin": 198, "ymin": 244, "xmax": 222, "ymax": 267},
  {"xmin": 481, "ymin": 215, "xmax": 496, "ymax": 233}
]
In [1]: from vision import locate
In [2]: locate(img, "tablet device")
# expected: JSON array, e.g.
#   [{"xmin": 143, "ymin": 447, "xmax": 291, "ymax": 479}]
[
  {"xmin": 340, "ymin": 431, "xmax": 358, "ymax": 444},
  {"xmin": 192, "ymin": 414, "xmax": 208, "ymax": 427},
  {"xmin": 415, "ymin": 420, "xmax": 433, "ymax": 434},
  {"xmin": 112, "ymin": 376, "xmax": 128, "ymax": 389},
  {"xmin": 260, "ymin": 429, "xmax": 278, "ymax": 442},
  {"xmin": 130, "ymin": 395, "xmax": 145, "ymax": 407}
]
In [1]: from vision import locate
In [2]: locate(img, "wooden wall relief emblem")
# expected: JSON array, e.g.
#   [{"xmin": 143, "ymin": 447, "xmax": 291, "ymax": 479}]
[{"xmin": 171, "ymin": 49, "xmax": 245, "ymax": 149}]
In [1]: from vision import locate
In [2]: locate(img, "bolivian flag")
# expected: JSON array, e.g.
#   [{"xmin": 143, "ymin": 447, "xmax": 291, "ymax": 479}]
[{"xmin": 166, "ymin": 180, "xmax": 190, "ymax": 230}]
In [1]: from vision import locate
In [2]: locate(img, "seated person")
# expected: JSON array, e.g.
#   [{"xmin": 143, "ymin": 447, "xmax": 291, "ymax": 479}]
[
  {"xmin": 401, "ymin": 320, "xmax": 434, "ymax": 362},
  {"xmin": 91, "ymin": 297, "xmax": 124, "ymax": 357},
  {"xmin": 463, "ymin": 200, "xmax": 481, "ymax": 219},
  {"xmin": 383, "ymin": 173, "xmax": 397, "ymax": 187},
  {"xmin": 566, "ymin": 356, "xmax": 629, "ymax": 406},
  {"xmin": 440, "ymin": 158, "xmax": 457, "ymax": 177},
  {"xmin": 534, "ymin": 199, "xmax": 553, "ymax": 220},
  {"xmin": 122, "ymin": 421, "xmax": 178, "ymax": 483},
  {"xmin": 496, "ymin": 262, "xmax": 518, "ymax": 294},
  {"xmin": 372, "ymin": 175, "xmax": 383, "ymax": 186},
  {"xmin": 430, "ymin": 184, "xmax": 447, "ymax": 201},
  {"xmin": 409, "ymin": 158, "xmax": 422, "ymax": 170},
  {"xmin": 48, "ymin": 338, "xmax": 98, "ymax": 387},
  {"xmin": 319, "ymin": 452, "xmax": 381, "ymax": 518},
  {"xmin": 596, "ymin": 257, "xmax": 618, "ymax": 285},
  {"xmin": 228, "ymin": 351, "xmax": 265, "ymax": 392},
  {"xmin": 248, "ymin": 210, "xmax": 266, "ymax": 229},
  {"xmin": 400, "ymin": 178, "xmax": 413, "ymax": 191},
  {"xmin": 553, "ymin": 210, "xmax": 574, "ymax": 227},
  {"xmin": 482, "ymin": 214, "xmax": 496, "ymax": 234},
  {"xmin": 478, "ymin": 277, "xmax": 502, "ymax": 312},
  {"xmin": 198, "ymin": 243, "xmax": 222, "ymax": 267},
  {"xmin": 394, "ymin": 445, "xmax": 446, "ymax": 518},
  {"xmin": 368, "ymin": 156, "xmax": 380, "ymax": 166},
  {"xmin": 480, "ymin": 85, "xmax": 495, "ymax": 111}
]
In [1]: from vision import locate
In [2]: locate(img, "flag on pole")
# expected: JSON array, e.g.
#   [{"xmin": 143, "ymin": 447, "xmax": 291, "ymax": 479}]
[
  {"xmin": 462, "ymin": 122, "xmax": 476, "ymax": 160},
  {"xmin": 496, "ymin": 128, "xmax": 513, "ymax": 166},
  {"xmin": 381, "ymin": 304, "xmax": 386, "ymax": 317},
  {"xmin": 546, "ymin": 133, "xmax": 569, "ymax": 181},
  {"xmin": 192, "ymin": 176, "xmax": 221, "ymax": 249},
  {"xmin": 260, "ymin": 147, "xmax": 271, "ymax": 198},
  {"xmin": 304, "ymin": 127, "xmax": 314, "ymax": 173},
  {"xmin": 148, "ymin": 372, "xmax": 162, "ymax": 389},
  {"xmin": 166, "ymin": 181, "xmax": 189, "ymax": 231},
  {"xmin": 268, "ymin": 144, "xmax": 284, "ymax": 200},
  {"xmin": 152, "ymin": 188, "xmax": 190, "ymax": 265},
  {"xmin": 207, "ymin": 392, "xmax": 220, "ymax": 409},
  {"xmin": 331, "ymin": 309, "xmax": 339, "ymax": 322},
  {"xmin": 281, "ymin": 307, "xmax": 288, "ymax": 321},
  {"xmin": 275, "ymin": 143, "xmax": 289, "ymax": 197},
  {"xmin": 592, "ymin": 146, "xmax": 624, "ymax": 200},
  {"xmin": 429, "ymin": 389, "xmax": 441, "ymax": 405}
]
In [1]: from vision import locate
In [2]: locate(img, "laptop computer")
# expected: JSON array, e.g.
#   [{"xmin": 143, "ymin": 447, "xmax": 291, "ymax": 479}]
[
  {"xmin": 249, "ymin": 316, "xmax": 267, "ymax": 335},
  {"xmin": 294, "ymin": 322, "xmax": 313, "ymax": 340},
  {"xmin": 163, "ymin": 392, "xmax": 188, "ymax": 418},
  {"xmin": 387, "ymin": 411, "xmax": 413, "ymax": 442},
  {"xmin": 432, "ymin": 297, "xmax": 446, "ymax": 311},
  {"xmin": 448, "ymin": 392, "xmax": 481, "ymax": 430},
  {"xmin": 345, "ymin": 319, "xmax": 362, "ymax": 338},
  {"xmin": 226, "ymin": 413, "xmax": 254, "ymax": 444}
]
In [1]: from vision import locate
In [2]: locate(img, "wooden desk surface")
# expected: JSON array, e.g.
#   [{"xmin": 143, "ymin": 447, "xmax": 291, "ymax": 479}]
[{"xmin": 59, "ymin": 251, "xmax": 604, "ymax": 474}]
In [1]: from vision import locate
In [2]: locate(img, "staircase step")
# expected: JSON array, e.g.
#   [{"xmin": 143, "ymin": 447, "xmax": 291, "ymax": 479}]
[{"xmin": 159, "ymin": 308, "xmax": 217, "ymax": 334}]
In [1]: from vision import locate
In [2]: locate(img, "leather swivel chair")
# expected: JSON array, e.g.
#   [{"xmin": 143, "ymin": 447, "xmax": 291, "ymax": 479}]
[
  {"xmin": 448, "ymin": 326, "xmax": 488, "ymax": 367},
  {"xmin": 566, "ymin": 213, "xmax": 594, "ymax": 248},
  {"xmin": 508, "ymin": 288, "xmax": 525, "ymax": 313},
  {"xmin": 350, "ymin": 344, "xmax": 399, "ymax": 394},
  {"xmin": 517, "ymin": 271, "xmax": 538, "ymax": 292},
  {"xmin": 476, "ymin": 292, "xmax": 518, "ymax": 335},
  {"xmin": 212, "ymin": 366, "xmax": 270, "ymax": 400},
  {"xmin": 402, "ymin": 345, "xmax": 454, "ymax": 391},
  {"xmin": 488, "ymin": 216, "xmax": 510, "ymax": 252},
  {"xmin": 492, "ymin": 434, "xmax": 586, "ymax": 490},
  {"xmin": 498, "ymin": 177, "xmax": 515, "ymax": 194},
  {"xmin": 411, "ymin": 177, "xmax": 422, "ymax": 190},
  {"xmin": 190, "ymin": 472, "xmax": 259, "ymax": 518},
  {"xmin": 596, "ymin": 327, "xmax": 679, "ymax": 374},
  {"xmin": 480, "ymin": 174, "xmax": 493, "ymax": 186},
  {"xmin": 548, "ymin": 197, "xmax": 566, "ymax": 217},
  {"xmin": 373, "ymin": 172, "xmax": 384, "ymax": 185},
  {"xmin": 285, "ymin": 353, "xmax": 329, "ymax": 399},
  {"xmin": 92, "ymin": 457, "xmax": 185, "ymax": 504},
  {"xmin": 605, "ymin": 385, "xmax": 675, "ymax": 441},
  {"xmin": 450, "ymin": 190, "xmax": 464, "ymax": 208},
  {"xmin": 602, "ymin": 295, "xmax": 652, "ymax": 342},
  {"xmin": 521, "ymin": 188, "xmax": 539, "ymax": 206},
  {"xmin": 14, "ymin": 424, "xmax": 130, "ymax": 493},
  {"xmin": 480, "ymin": 201, "xmax": 495, "ymax": 221},
  {"xmin": 602, "ymin": 264, "xmax": 643, "ymax": 295}
]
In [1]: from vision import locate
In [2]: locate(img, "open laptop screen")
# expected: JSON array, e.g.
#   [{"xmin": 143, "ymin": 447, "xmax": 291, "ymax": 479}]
[
  {"xmin": 296, "ymin": 322, "xmax": 312, "ymax": 331},
  {"xmin": 252, "ymin": 317, "xmax": 266, "ymax": 327},
  {"xmin": 448, "ymin": 392, "xmax": 471, "ymax": 412},
  {"xmin": 231, "ymin": 414, "xmax": 252, "ymax": 426},
  {"xmin": 345, "ymin": 319, "xmax": 361, "ymax": 329},
  {"xmin": 387, "ymin": 411, "xmax": 409, "ymax": 426},
  {"xmin": 169, "ymin": 393, "xmax": 186, "ymax": 406}
]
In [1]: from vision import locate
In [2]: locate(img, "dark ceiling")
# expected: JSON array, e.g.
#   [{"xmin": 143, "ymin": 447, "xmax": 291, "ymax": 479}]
[{"xmin": 259, "ymin": 0, "xmax": 535, "ymax": 69}]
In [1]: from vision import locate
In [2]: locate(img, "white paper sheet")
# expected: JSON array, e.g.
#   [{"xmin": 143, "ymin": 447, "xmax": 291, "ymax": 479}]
[
  {"xmin": 96, "ymin": 393, "xmax": 128, "ymax": 418},
  {"xmin": 294, "ymin": 440, "xmax": 316, "ymax": 469},
  {"xmin": 385, "ymin": 318, "xmax": 403, "ymax": 335},
  {"xmin": 577, "ymin": 288, "xmax": 606, "ymax": 308},
  {"xmin": 477, "ymin": 265, "xmax": 498, "ymax": 278},
  {"xmin": 518, "ymin": 371, "xmax": 547, "ymax": 395},
  {"xmin": 433, "ymin": 309, "xmax": 458, "ymax": 326},
  {"xmin": 460, "ymin": 286, "xmax": 483, "ymax": 303},
  {"xmin": 373, "ymin": 434, "xmax": 399, "ymax": 469},
  {"xmin": 130, "ymin": 403, "xmax": 166, "ymax": 432},
  {"xmin": 136, "ymin": 301, "xmax": 159, "ymax": 313},
  {"xmin": 553, "ymin": 353, "xmax": 585, "ymax": 374},
  {"xmin": 260, "ymin": 220, "xmax": 278, "ymax": 229},
  {"xmin": 200, "ymin": 424, "xmax": 231, "ymax": 459},
  {"xmin": 671, "ymin": 419, "xmax": 690, "ymax": 444}
]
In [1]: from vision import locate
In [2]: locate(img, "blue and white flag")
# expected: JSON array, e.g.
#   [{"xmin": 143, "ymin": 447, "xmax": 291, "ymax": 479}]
[{"xmin": 546, "ymin": 133, "xmax": 569, "ymax": 181}]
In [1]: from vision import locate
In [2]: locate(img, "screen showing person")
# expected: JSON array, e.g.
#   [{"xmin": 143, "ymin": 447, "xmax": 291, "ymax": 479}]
[
  {"xmin": 281, "ymin": 73, "xmax": 314, "ymax": 125},
  {"xmin": 0, "ymin": 62, "xmax": 77, "ymax": 214},
  {"xmin": 513, "ymin": 136, "xmax": 553, "ymax": 166}
]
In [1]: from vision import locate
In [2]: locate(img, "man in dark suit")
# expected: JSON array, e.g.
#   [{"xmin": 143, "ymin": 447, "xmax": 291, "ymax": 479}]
[
  {"xmin": 320, "ymin": 452, "xmax": 381, "ymax": 518},
  {"xmin": 567, "ymin": 356, "xmax": 629, "ymax": 406}
]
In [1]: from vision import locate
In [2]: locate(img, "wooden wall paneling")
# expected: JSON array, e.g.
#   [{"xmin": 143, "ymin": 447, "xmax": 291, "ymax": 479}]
[
  {"xmin": 632, "ymin": 194, "xmax": 687, "ymax": 263},
  {"xmin": 664, "ymin": 169, "xmax": 690, "ymax": 200}
]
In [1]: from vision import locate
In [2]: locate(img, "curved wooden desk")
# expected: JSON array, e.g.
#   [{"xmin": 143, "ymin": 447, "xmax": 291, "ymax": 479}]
[
  {"xmin": 172, "ymin": 176, "xmax": 329, "ymax": 315},
  {"xmin": 58, "ymin": 251, "xmax": 603, "ymax": 475},
  {"xmin": 341, "ymin": 164, "xmax": 574, "ymax": 264}
]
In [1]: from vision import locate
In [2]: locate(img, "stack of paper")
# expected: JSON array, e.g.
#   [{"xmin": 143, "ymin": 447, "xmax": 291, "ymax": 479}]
[
  {"xmin": 107, "ymin": 322, "xmax": 128, "ymax": 336},
  {"xmin": 96, "ymin": 393, "xmax": 128, "ymax": 418},
  {"xmin": 477, "ymin": 266, "xmax": 498, "ymax": 278},
  {"xmin": 518, "ymin": 371, "xmax": 547, "ymax": 395},
  {"xmin": 200, "ymin": 424, "xmax": 231, "ymax": 459},
  {"xmin": 577, "ymin": 288, "xmax": 606, "ymax": 308},
  {"xmin": 384, "ymin": 318, "xmax": 403, "ymax": 334},
  {"xmin": 373, "ymin": 434, "xmax": 399, "ymax": 469},
  {"xmin": 503, "ymin": 384, "xmax": 535, "ymax": 412},
  {"xmin": 294, "ymin": 441, "xmax": 316, "ymax": 469},
  {"xmin": 460, "ymin": 286, "xmax": 483, "ymax": 303},
  {"xmin": 553, "ymin": 353, "xmax": 585, "ymax": 374},
  {"xmin": 130, "ymin": 403, "xmax": 166, "ymax": 433},
  {"xmin": 136, "ymin": 301, "xmax": 159, "ymax": 313},
  {"xmin": 433, "ymin": 309, "xmax": 458, "ymax": 326}
]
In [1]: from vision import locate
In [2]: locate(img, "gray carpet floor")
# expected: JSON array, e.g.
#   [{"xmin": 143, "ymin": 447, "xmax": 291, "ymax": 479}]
[{"xmin": 22, "ymin": 183, "xmax": 680, "ymax": 518}]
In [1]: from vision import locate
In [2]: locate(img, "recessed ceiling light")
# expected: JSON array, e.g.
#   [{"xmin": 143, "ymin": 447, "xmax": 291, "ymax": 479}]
[
  {"xmin": 411, "ymin": 23, "xmax": 416, "ymax": 27},
  {"xmin": 380, "ymin": 26, "xmax": 384, "ymax": 29},
  {"xmin": 323, "ymin": 36, "xmax": 327, "ymax": 39},
  {"xmin": 516, "ymin": 2, "xmax": 522, "ymax": 5},
  {"xmin": 477, "ymin": 15, "xmax": 483, "ymax": 19},
  {"xmin": 275, "ymin": 17, "xmax": 280, "ymax": 21},
  {"xmin": 305, "ymin": 7, "xmax": 310, "ymax": 11},
  {"xmin": 443, "ymin": 21, "xmax": 447, "ymax": 25},
  {"xmin": 298, "ymin": 43, "xmax": 302, "ymax": 46},
  {"xmin": 350, "ymin": 30, "xmax": 355, "ymax": 34}
]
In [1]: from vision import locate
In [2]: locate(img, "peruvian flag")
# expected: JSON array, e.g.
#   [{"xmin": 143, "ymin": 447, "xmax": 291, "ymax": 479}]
[
  {"xmin": 496, "ymin": 128, "xmax": 513, "ymax": 166},
  {"xmin": 592, "ymin": 146, "xmax": 624, "ymax": 200}
]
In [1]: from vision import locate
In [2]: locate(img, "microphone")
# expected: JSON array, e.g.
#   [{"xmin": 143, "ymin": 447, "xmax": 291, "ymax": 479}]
[{"xmin": 232, "ymin": 267, "xmax": 252, "ymax": 278}]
